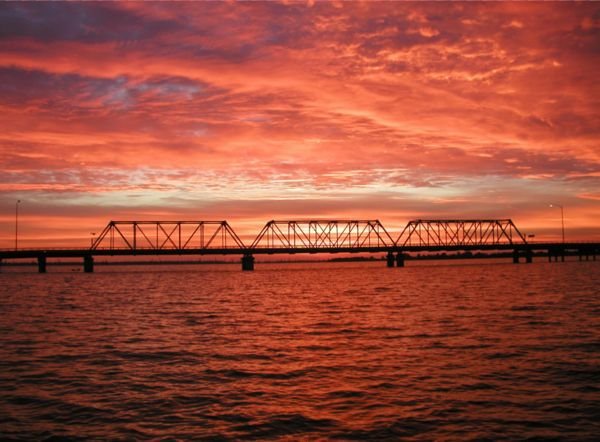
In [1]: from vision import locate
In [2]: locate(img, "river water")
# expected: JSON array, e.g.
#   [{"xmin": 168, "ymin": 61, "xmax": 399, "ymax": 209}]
[{"xmin": 1, "ymin": 260, "xmax": 599, "ymax": 440}]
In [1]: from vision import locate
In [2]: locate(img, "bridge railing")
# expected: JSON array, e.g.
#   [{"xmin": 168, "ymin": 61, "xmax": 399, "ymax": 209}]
[
  {"xmin": 90, "ymin": 221, "xmax": 246, "ymax": 251},
  {"xmin": 3, "ymin": 218, "xmax": 542, "ymax": 253},
  {"xmin": 250, "ymin": 220, "xmax": 395, "ymax": 249},
  {"xmin": 396, "ymin": 219, "xmax": 528, "ymax": 247}
]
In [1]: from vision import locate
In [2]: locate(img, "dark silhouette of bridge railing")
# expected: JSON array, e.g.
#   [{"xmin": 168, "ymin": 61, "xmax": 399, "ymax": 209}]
[
  {"xmin": 1, "ymin": 218, "xmax": 598, "ymax": 272},
  {"xmin": 89, "ymin": 219, "xmax": 528, "ymax": 252},
  {"xmin": 397, "ymin": 219, "xmax": 527, "ymax": 247},
  {"xmin": 250, "ymin": 220, "xmax": 395, "ymax": 249},
  {"xmin": 91, "ymin": 221, "xmax": 244, "ymax": 251}
]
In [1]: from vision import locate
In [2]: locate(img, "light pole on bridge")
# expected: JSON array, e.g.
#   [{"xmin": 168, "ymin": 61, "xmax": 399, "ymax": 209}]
[
  {"xmin": 15, "ymin": 199, "xmax": 21, "ymax": 250},
  {"xmin": 549, "ymin": 203, "xmax": 565, "ymax": 243}
]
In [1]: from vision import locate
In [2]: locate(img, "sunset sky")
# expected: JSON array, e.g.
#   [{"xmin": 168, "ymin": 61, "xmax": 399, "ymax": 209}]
[{"xmin": 1, "ymin": 1, "xmax": 599, "ymax": 247}]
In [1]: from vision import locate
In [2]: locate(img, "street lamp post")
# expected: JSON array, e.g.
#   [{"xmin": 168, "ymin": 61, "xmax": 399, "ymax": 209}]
[
  {"xmin": 15, "ymin": 200, "xmax": 21, "ymax": 250},
  {"xmin": 90, "ymin": 232, "xmax": 96, "ymax": 247},
  {"xmin": 549, "ymin": 204, "xmax": 565, "ymax": 243}
]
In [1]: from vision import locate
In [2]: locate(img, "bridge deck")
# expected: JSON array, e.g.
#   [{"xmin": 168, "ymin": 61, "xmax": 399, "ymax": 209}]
[
  {"xmin": 1, "ymin": 218, "xmax": 598, "ymax": 271},
  {"xmin": 1, "ymin": 242, "xmax": 599, "ymax": 260}
]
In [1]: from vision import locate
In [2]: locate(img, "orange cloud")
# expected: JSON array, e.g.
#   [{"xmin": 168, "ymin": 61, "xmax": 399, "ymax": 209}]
[{"xmin": 0, "ymin": 2, "xmax": 598, "ymax": 246}]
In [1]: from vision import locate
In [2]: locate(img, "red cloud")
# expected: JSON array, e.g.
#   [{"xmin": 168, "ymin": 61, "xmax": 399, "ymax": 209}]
[{"xmin": 0, "ymin": 2, "xmax": 598, "ymax": 246}]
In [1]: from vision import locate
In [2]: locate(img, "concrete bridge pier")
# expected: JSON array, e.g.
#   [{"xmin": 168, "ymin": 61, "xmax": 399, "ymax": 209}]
[
  {"xmin": 396, "ymin": 253, "xmax": 405, "ymax": 267},
  {"xmin": 386, "ymin": 251, "xmax": 395, "ymax": 268},
  {"xmin": 241, "ymin": 253, "xmax": 254, "ymax": 271},
  {"xmin": 514, "ymin": 249, "xmax": 533, "ymax": 263},
  {"xmin": 578, "ymin": 247, "xmax": 597, "ymax": 261},
  {"xmin": 38, "ymin": 255, "xmax": 47, "ymax": 273},
  {"xmin": 84, "ymin": 255, "xmax": 94, "ymax": 273},
  {"xmin": 580, "ymin": 249, "xmax": 595, "ymax": 261},
  {"xmin": 548, "ymin": 248, "xmax": 565, "ymax": 262}
]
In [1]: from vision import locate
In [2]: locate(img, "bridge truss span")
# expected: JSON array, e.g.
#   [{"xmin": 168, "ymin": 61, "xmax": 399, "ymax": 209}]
[
  {"xmin": 250, "ymin": 220, "xmax": 395, "ymax": 250},
  {"xmin": 91, "ymin": 221, "xmax": 246, "ymax": 251},
  {"xmin": 397, "ymin": 219, "xmax": 527, "ymax": 248},
  {"xmin": 3, "ymin": 217, "xmax": 599, "ymax": 273}
]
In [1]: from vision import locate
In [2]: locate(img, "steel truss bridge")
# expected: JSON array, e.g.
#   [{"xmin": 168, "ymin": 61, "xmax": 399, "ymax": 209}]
[{"xmin": 1, "ymin": 219, "xmax": 598, "ymax": 272}]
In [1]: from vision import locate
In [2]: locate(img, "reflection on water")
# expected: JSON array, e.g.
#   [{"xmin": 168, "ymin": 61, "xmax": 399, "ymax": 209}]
[{"xmin": 1, "ymin": 261, "xmax": 599, "ymax": 439}]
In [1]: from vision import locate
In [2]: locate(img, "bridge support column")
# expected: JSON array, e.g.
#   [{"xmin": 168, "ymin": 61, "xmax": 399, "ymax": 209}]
[
  {"xmin": 38, "ymin": 255, "xmax": 47, "ymax": 273},
  {"xmin": 525, "ymin": 249, "xmax": 533, "ymax": 264},
  {"xmin": 512, "ymin": 250, "xmax": 520, "ymax": 264},
  {"xmin": 386, "ymin": 251, "xmax": 395, "ymax": 268},
  {"xmin": 396, "ymin": 253, "xmax": 405, "ymax": 267},
  {"xmin": 549, "ymin": 249, "xmax": 560, "ymax": 262},
  {"xmin": 241, "ymin": 254, "xmax": 254, "ymax": 271},
  {"xmin": 83, "ymin": 255, "xmax": 94, "ymax": 273}
]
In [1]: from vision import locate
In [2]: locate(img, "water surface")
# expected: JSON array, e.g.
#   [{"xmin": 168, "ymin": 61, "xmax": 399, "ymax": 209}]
[{"xmin": 1, "ymin": 260, "xmax": 599, "ymax": 440}]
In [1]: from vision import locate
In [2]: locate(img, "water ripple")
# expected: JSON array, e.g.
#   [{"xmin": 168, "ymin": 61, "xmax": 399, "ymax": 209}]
[{"xmin": 1, "ymin": 261, "xmax": 598, "ymax": 439}]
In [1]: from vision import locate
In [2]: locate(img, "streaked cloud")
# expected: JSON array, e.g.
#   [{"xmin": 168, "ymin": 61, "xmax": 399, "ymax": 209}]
[{"xmin": 0, "ymin": 2, "xmax": 598, "ymax": 245}]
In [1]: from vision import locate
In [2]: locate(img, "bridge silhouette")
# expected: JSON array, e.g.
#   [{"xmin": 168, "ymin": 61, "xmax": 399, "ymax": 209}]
[{"xmin": 1, "ymin": 219, "xmax": 598, "ymax": 272}]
